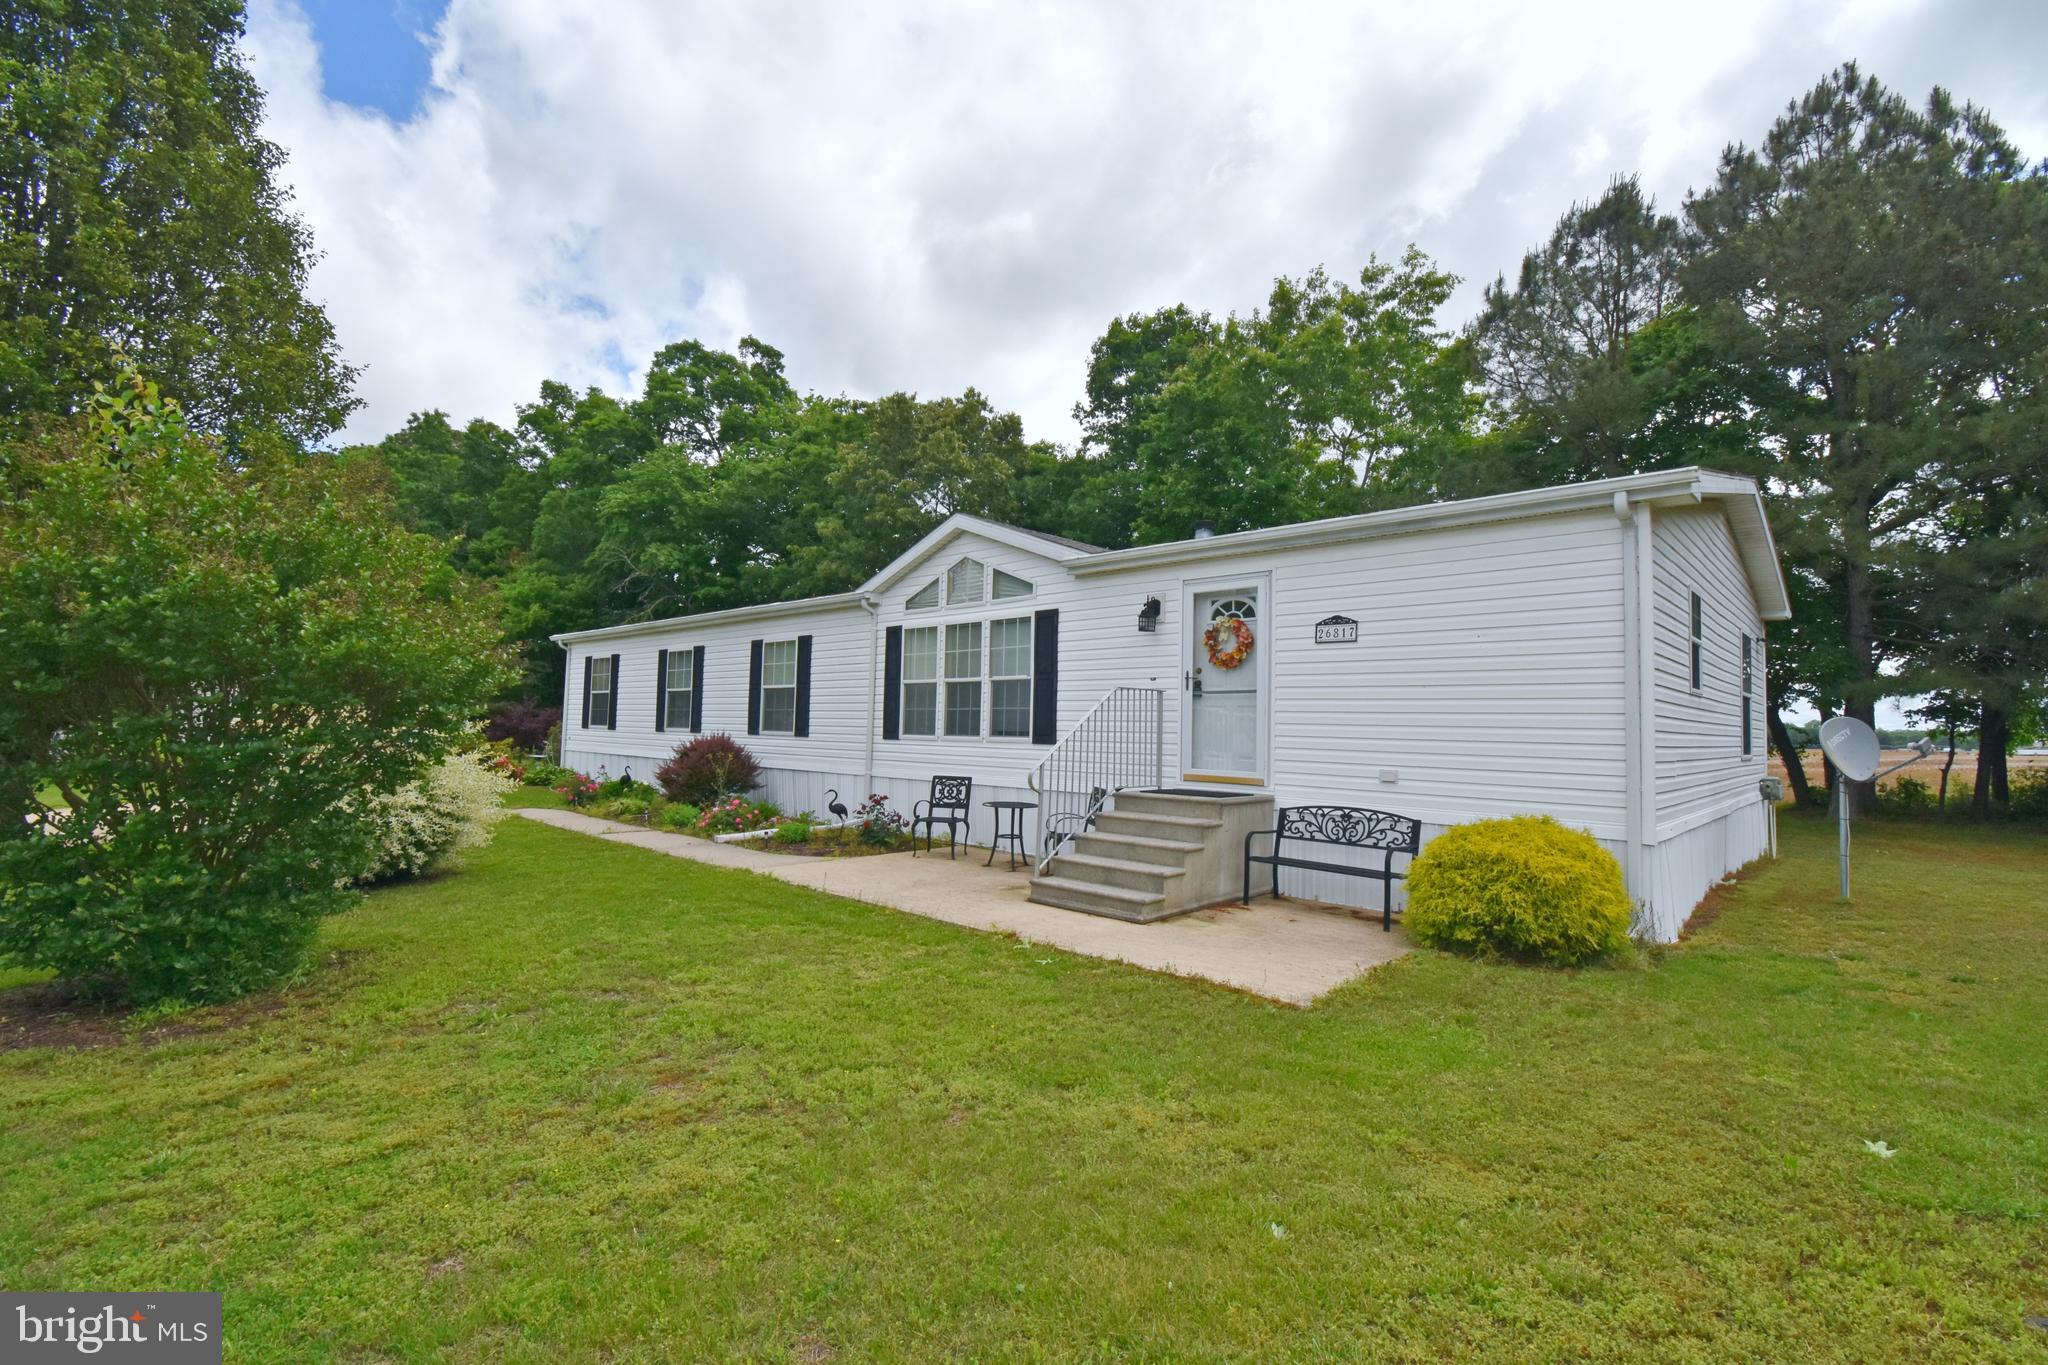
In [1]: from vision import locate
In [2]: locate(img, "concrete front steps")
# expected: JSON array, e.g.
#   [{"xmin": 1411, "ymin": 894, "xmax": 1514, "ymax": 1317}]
[{"xmin": 1029, "ymin": 790, "xmax": 1276, "ymax": 922}]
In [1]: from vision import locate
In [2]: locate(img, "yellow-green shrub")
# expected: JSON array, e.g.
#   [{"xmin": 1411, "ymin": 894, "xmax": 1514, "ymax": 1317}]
[{"xmin": 1405, "ymin": 815, "xmax": 1633, "ymax": 965}]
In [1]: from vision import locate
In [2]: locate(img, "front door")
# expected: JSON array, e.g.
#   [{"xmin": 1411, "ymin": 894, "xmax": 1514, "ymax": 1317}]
[{"xmin": 1185, "ymin": 584, "xmax": 1264, "ymax": 782}]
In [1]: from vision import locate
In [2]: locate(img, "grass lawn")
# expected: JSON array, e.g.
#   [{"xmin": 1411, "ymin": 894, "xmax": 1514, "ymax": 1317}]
[{"xmin": 2, "ymin": 811, "xmax": 2043, "ymax": 1360}]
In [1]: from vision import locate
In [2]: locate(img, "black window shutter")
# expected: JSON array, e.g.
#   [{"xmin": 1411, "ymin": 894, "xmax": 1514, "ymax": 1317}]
[
  {"xmin": 690, "ymin": 645, "xmax": 706, "ymax": 732},
  {"xmin": 794, "ymin": 635, "xmax": 813, "ymax": 738},
  {"xmin": 655, "ymin": 649, "xmax": 669, "ymax": 732},
  {"xmin": 882, "ymin": 626, "xmax": 902, "ymax": 741},
  {"xmin": 1031, "ymin": 609, "xmax": 1059, "ymax": 744},
  {"xmin": 581, "ymin": 656, "xmax": 593, "ymax": 729},
  {"xmin": 747, "ymin": 640, "xmax": 763, "ymax": 735},
  {"xmin": 607, "ymin": 653, "xmax": 621, "ymax": 730}
]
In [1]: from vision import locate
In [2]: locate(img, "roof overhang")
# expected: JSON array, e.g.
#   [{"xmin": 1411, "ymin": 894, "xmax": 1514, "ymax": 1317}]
[
  {"xmin": 858, "ymin": 513, "xmax": 1095, "ymax": 596},
  {"xmin": 1068, "ymin": 466, "xmax": 1792, "ymax": 621},
  {"xmin": 549, "ymin": 590, "xmax": 870, "ymax": 647}
]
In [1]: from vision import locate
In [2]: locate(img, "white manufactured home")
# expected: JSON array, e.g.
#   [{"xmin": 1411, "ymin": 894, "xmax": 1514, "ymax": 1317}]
[{"xmin": 554, "ymin": 466, "xmax": 1789, "ymax": 941}]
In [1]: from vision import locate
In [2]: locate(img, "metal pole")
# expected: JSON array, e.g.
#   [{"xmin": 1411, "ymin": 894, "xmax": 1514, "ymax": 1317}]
[{"xmin": 1837, "ymin": 796, "xmax": 1850, "ymax": 900}]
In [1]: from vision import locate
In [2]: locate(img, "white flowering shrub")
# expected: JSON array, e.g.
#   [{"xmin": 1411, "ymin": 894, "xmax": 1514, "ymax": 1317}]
[{"xmin": 357, "ymin": 751, "xmax": 516, "ymax": 883}]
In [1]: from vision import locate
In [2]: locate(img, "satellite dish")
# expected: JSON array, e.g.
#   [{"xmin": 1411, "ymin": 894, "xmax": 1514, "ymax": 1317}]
[{"xmin": 1818, "ymin": 716, "xmax": 1881, "ymax": 783}]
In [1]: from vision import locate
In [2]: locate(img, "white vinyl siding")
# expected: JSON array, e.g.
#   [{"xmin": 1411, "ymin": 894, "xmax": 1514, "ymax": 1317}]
[
  {"xmin": 759, "ymin": 639, "xmax": 798, "ymax": 734},
  {"xmin": 902, "ymin": 626, "xmax": 938, "ymax": 736},
  {"xmin": 1652, "ymin": 505, "xmax": 1768, "ymax": 839}
]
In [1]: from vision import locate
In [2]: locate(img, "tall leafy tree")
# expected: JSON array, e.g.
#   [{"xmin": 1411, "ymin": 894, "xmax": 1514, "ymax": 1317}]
[
  {"xmin": 1076, "ymin": 252, "xmax": 1476, "ymax": 543},
  {"xmin": 1461, "ymin": 177, "xmax": 1685, "ymax": 492},
  {"xmin": 1683, "ymin": 64, "xmax": 2047, "ymax": 810},
  {"xmin": 0, "ymin": 0, "xmax": 356, "ymax": 447}
]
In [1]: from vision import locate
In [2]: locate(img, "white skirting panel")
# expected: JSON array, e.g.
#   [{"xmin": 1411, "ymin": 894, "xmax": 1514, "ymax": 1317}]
[{"xmin": 1638, "ymin": 800, "xmax": 1770, "ymax": 942}]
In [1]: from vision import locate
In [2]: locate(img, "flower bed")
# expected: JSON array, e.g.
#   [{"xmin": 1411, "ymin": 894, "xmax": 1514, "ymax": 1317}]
[{"xmin": 572, "ymin": 784, "xmax": 934, "ymax": 858}]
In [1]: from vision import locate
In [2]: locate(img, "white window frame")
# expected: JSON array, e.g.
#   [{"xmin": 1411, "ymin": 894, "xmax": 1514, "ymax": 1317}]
[
  {"xmin": 946, "ymin": 557, "xmax": 986, "ymax": 607},
  {"xmin": 901, "ymin": 626, "xmax": 939, "ymax": 737},
  {"xmin": 588, "ymin": 655, "xmax": 613, "ymax": 729},
  {"xmin": 943, "ymin": 621, "xmax": 983, "ymax": 737},
  {"xmin": 665, "ymin": 649, "xmax": 695, "ymax": 732},
  {"xmin": 896, "ymin": 608, "xmax": 1036, "ymax": 745},
  {"xmin": 1688, "ymin": 592, "xmax": 1704, "ymax": 693},
  {"xmin": 988, "ymin": 616, "xmax": 1033, "ymax": 738},
  {"xmin": 1741, "ymin": 633, "xmax": 1754, "ymax": 756},
  {"xmin": 759, "ymin": 638, "xmax": 798, "ymax": 735}
]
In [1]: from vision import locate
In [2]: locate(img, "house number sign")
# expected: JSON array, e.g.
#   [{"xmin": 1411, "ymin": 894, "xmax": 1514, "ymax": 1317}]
[{"xmin": 1313, "ymin": 614, "xmax": 1359, "ymax": 644}]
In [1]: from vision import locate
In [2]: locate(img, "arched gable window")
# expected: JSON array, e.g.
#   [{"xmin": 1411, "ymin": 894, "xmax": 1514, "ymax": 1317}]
[
  {"xmin": 992, "ymin": 569, "xmax": 1033, "ymax": 600},
  {"xmin": 906, "ymin": 578, "xmax": 940, "ymax": 610}
]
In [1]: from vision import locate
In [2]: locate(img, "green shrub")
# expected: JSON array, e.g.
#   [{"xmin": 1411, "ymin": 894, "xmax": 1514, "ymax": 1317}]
[
  {"xmin": 0, "ymin": 374, "xmax": 509, "ymax": 1003},
  {"xmin": 2009, "ymin": 769, "xmax": 2048, "ymax": 823},
  {"xmin": 774, "ymin": 818, "xmax": 814, "ymax": 846},
  {"xmin": 1404, "ymin": 815, "xmax": 1634, "ymax": 966},
  {"xmin": 522, "ymin": 759, "xmax": 573, "ymax": 788},
  {"xmin": 658, "ymin": 803, "xmax": 702, "ymax": 831},
  {"xmin": 590, "ymin": 790, "xmax": 661, "ymax": 824},
  {"xmin": 1878, "ymin": 775, "xmax": 1936, "ymax": 813}
]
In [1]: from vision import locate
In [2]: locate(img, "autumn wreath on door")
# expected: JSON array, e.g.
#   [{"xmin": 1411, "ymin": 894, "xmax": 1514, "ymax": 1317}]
[{"xmin": 1203, "ymin": 614, "xmax": 1254, "ymax": 669}]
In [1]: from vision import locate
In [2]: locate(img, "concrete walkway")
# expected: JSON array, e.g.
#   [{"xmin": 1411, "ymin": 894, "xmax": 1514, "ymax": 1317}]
[{"xmin": 515, "ymin": 807, "xmax": 1408, "ymax": 1005}]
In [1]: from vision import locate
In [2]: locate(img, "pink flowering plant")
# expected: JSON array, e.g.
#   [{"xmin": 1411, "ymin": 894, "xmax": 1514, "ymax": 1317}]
[
  {"xmin": 555, "ymin": 773, "xmax": 601, "ymax": 807},
  {"xmin": 694, "ymin": 796, "xmax": 783, "ymax": 836}
]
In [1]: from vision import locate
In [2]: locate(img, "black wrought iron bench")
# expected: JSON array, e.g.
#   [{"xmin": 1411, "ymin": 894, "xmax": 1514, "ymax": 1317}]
[{"xmin": 1243, "ymin": 806, "xmax": 1421, "ymax": 931}]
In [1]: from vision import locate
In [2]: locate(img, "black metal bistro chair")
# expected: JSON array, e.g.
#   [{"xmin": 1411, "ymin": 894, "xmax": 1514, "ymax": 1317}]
[{"xmin": 912, "ymin": 775, "xmax": 973, "ymax": 858}]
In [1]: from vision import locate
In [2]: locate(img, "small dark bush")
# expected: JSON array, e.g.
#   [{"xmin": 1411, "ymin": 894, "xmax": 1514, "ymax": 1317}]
[
  {"xmin": 2009, "ymin": 769, "xmax": 2048, "ymax": 823},
  {"xmin": 1877, "ymin": 775, "xmax": 1935, "ymax": 813},
  {"xmin": 486, "ymin": 699, "xmax": 561, "ymax": 751},
  {"xmin": 656, "ymin": 734, "xmax": 763, "ymax": 806}
]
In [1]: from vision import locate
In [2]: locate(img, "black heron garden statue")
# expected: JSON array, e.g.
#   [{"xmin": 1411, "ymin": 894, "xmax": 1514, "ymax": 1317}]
[{"xmin": 825, "ymin": 789, "xmax": 851, "ymax": 823}]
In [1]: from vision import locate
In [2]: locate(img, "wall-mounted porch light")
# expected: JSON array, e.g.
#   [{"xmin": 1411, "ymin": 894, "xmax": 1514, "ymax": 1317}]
[{"xmin": 1136, "ymin": 596, "xmax": 1162, "ymax": 633}]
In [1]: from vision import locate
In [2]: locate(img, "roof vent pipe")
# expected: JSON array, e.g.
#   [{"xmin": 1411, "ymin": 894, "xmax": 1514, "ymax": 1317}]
[{"xmin": 1192, "ymin": 520, "xmax": 1215, "ymax": 539}]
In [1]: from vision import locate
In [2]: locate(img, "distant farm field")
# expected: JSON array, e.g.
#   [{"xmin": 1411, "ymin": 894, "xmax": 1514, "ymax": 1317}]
[{"xmin": 1770, "ymin": 747, "xmax": 2048, "ymax": 796}]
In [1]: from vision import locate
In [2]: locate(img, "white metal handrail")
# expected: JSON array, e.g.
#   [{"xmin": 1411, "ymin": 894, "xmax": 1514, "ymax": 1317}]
[{"xmin": 1026, "ymin": 686, "xmax": 1165, "ymax": 872}]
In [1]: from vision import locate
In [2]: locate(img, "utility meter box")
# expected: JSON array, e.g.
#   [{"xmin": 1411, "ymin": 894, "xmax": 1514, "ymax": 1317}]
[{"xmin": 1759, "ymin": 775, "xmax": 1786, "ymax": 803}]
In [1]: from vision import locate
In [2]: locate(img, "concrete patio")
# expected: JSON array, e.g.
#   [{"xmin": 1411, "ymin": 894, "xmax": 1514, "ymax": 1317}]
[{"xmin": 514, "ymin": 807, "xmax": 1409, "ymax": 1005}]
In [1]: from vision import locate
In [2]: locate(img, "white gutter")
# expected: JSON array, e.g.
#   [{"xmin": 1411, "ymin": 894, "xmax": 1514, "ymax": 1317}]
[
  {"xmin": 859, "ymin": 592, "xmax": 879, "ymax": 797},
  {"xmin": 1616, "ymin": 492, "xmax": 1659, "ymax": 903},
  {"xmin": 549, "ymin": 590, "xmax": 868, "ymax": 646}
]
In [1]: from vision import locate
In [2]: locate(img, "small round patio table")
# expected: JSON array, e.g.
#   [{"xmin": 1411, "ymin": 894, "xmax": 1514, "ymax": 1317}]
[{"xmin": 983, "ymin": 800, "xmax": 1037, "ymax": 871}]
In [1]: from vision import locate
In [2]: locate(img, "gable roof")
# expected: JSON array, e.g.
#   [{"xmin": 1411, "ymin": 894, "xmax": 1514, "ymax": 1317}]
[{"xmin": 858, "ymin": 514, "xmax": 1100, "ymax": 595}]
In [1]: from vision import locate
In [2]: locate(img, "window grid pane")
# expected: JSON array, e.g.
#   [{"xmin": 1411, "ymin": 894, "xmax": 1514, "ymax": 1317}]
[
  {"xmin": 763, "ymin": 640, "xmax": 797, "ymax": 688},
  {"xmin": 991, "ymin": 679, "xmax": 1031, "ymax": 737},
  {"xmin": 945, "ymin": 681, "xmax": 982, "ymax": 736},
  {"xmin": 903, "ymin": 627, "xmax": 937, "ymax": 681},
  {"xmin": 989, "ymin": 617, "xmax": 1031, "ymax": 677},
  {"xmin": 945, "ymin": 623, "xmax": 982, "ymax": 678},
  {"xmin": 762, "ymin": 689, "xmax": 796, "ymax": 733},
  {"xmin": 903, "ymin": 682, "xmax": 938, "ymax": 736}
]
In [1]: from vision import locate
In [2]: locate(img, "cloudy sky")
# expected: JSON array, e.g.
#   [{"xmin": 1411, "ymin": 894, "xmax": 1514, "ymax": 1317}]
[{"xmin": 244, "ymin": 0, "xmax": 2048, "ymax": 454}]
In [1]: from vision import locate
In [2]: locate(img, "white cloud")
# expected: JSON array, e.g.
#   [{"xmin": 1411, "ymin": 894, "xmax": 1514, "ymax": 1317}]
[{"xmin": 243, "ymin": 0, "xmax": 2048, "ymax": 449}]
